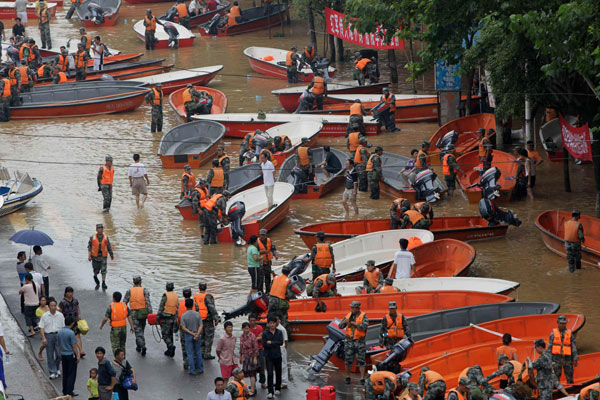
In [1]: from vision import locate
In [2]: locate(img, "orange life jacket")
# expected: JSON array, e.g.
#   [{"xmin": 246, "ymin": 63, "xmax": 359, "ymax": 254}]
[
  {"xmin": 163, "ymin": 291, "xmax": 178, "ymax": 315},
  {"xmin": 404, "ymin": 210, "xmax": 424, "ymax": 227},
  {"xmin": 90, "ymin": 233, "xmax": 109, "ymax": 257},
  {"xmin": 364, "ymin": 268, "xmax": 381, "ymax": 289},
  {"xmin": 384, "ymin": 313, "xmax": 405, "ymax": 338},
  {"xmin": 177, "ymin": 299, "xmax": 188, "ymax": 323},
  {"xmin": 99, "ymin": 165, "xmax": 114, "ymax": 185},
  {"xmin": 348, "ymin": 132, "xmax": 360, "ymax": 152},
  {"xmin": 244, "ymin": 132, "xmax": 256, "ymax": 150},
  {"xmin": 110, "ymin": 302, "xmax": 128, "ymax": 327},
  {"xmin": 496, "ymin": 345, "xmax": 517, "ymax": 360},
  {"xmin": 210, "ymin": 167, "xmax": 224, "ymax": 187},
  {"xmin": 354, "ymin": 145, "xmax": 366, "ymax": 164},
  {"xmin": 218, "ymin": 154, "xmax": 229, "ymax": 167},
  {"xmin": 192, "ymin": 292, "xmax": 209, "ymax": 319},
  {"xmin": 262, "ymin": 149, "xmax": 278, "ymax": 167},
  {"xmin": 349, "ymin": 102, "xmax": 362, "ymax": 116},
  {"xmin": 509, "ymin": 360, "xmax": 522, "ymax": 380},
  {"xmin": 18, "ymin": 66, "xmax": 29, "ymax": 84},
  {"xmin": 151, "ymin": 88, "xmax": 162, "ymax": 106},
  {"xmin": 312, "ymin": 76, "xmax": 325, "ymax": 95},
  {"xmin": 580, "ymin": 384, "xmax": 600, "ymax": 400},
  {"xmin": 355, "ymin": 58, "xmax": 370, "ymax": 71},
  {"xmin": 314, "ymin": 274, "xmax": 334, "ymax": 293},
  {"xmin": 75, "ymin": 50, "xmax": 87, "ymax": 69},
  {"xmin": 228, "ymin": 5, "xmax": 241, "ymax": 26},
  {"xmin": 478, "ymin": 137, "xmax": 489, "ymax": 157},
  {"xmin": 298, "ymin": 146, "xmax": 310, "ymax": 166},
  {"xmin": 57, "ymin": 72, "xmax": 67, "ymax": 83},
  {"xmin": 176, "ymin": 2, "xmax": 188, "ymax": 17},
  {"xmin": 285, "ymin": 51, "xmax": 294, "ymax": 67},
  {"xmin": 37, "ymin": 65, "xmax": 47, "ymax": 77},
  {"xmin": 366, "ymin": 154, "xmax": 376, "ymax": 172},
  {"xmin": 58, "ymin": 54, "xmax": 69, "ymax": 71},
  {"xmin": 381, "ymin": 93, "xmax": 396, "ymax": 112},
  {"xmin": 39, "ymin": 6, "xmax": 49, "ymax": 24},
  {"xmin": 8, "ymin": 69, "xmax": 19, "ymax": 86},
  {"xmin": 381, "ymin": 285, "xmax": 399, "ymax": 293},
  {"xmin": 231, "ymin": 379, "xmax": 248, "ymax": 400},
  {"xmin": 129, "ymin": 287, "xmax": 146, "ymax": 310},
  {"xmin": 416, "ymin": 150, "xmax": 429, "ymax": 169},
  {"xmin": 270, "ymin": 274, "xmax": 290, "ymax": 300},
  {"xmin": 447, "ymin": 389, "xmax": 466, "ymax": 400},
  {"xmin": 345, "ymin": 312, "xmax": 366, "ymax": 339},
  {"xmin": 204, "ymin": 193, "xmax": 224, "ymax": 213},
  {"xmin": 195, "ymin": 186, "xmax": 209, "ymax": 207},
  {"xmin": 181, "ymin": 172, "xmax": 196, "ymax": 192},
  {"xmin": 257, "ymin": 238, "xmax": 273, "ymax": 263},
  {"xmin": 314, "ymin": 243, "xmax": 333, "ymax": 269},
  {"xmin": 520, "ymin": 361, "xmax": 538, "ymax": 396},
  {"xmin": 19, "ymin": 43, "xmax": 31, "ymax": 61},
  {"xmin": 552, "ymin": 328, "xmax": 572, "ymax": 356},
  {"xmin": 304, "ymin": 46, "xmax": 315, "ymax": 61},
  {"xmin": 369, "ymin": 371, "xmax": 397, "ymax": 395},
  {"xmin": 442, "ymin": 153, "xmax": 454, "ymax": 175},
  {"xmin": 182, "ymin": 88, "xmax": 195, "ymax": 104},
  {"xmin": 422, "ymin": 370, "xmax": 445, "ymax": 388},
  {"xmin": 564, "ymin": 220, "xmax": 582, "ymax": 243},
  {"xmin": 145, "ymin": 16, "xmax": 156, "ymax": 31}
]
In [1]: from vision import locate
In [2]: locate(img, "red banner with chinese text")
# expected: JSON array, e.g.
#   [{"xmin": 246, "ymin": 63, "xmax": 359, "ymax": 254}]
[
  {"xmin": 324, "ymin": 7, "xmax": 405, "ymax": 50},
  {"xmin": 560, "ymin": 113, "xmax": 593, "ymax": 162}
]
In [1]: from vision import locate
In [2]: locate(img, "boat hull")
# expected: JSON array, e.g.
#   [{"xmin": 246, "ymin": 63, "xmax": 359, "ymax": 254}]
[
  {"xmin": 0, "ymin": 181, "xmax": 43, "ymax": 217},
  {"xmin": 204, "ymin": 119, "xmax": 378, "ymax": 138},
  {"xmin": 81, "ymin": 13, "xmax": 119, "ymax": 27},
  {"xmin": 245, "ymin": 53, "xmax": 336, "ymax": 82},
  {"xmin": 188, "ymin": 3, "xmax": 230, "ymax": 27},
  {"xmin": 0, "ymin": 3, "xmax": 57, "ymax": 19},
  {"xmin": 157, "ymin": 121, "xmax": 226, "ymax": 169},
  {"xmin": 140, "ymin": 67, "xmax": 222, "ymax": 95}
]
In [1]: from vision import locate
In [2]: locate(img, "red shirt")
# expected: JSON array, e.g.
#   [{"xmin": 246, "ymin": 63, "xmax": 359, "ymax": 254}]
[
  {"xmin": 250, "ymin": 324, "xmax": 263, "ymax": 349},
  {"xmin": 206, "ymin": 0, "xmax": 217, "ymax": 11}
]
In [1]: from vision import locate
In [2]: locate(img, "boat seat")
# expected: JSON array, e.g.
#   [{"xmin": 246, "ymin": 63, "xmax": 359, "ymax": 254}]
[
  {"xmin": 168, "ymin": 139, "xmax": 210, "ymax": 156},
  {"xmin": 0, "ymin": 186, "xmax": 9, "ymax": 196}
]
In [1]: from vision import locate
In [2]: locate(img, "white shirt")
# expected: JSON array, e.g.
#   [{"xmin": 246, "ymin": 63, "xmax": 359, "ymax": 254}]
[
  {"xmin": 39, "ymin": 311, "xmax": 65, "ymax": 334},
  {"xmin": 261, "ymin": 161, "xmax": 275, "ymax": 186},
  {"xmin": 30, "ymin": 271, "xmax": 44, "ymax": 289},
  {"xmin": 128, "ymin": 162, "xmax": 147, "ymax": 178},
  {"xmin": 91, "ymin": 42, "xmax": 104, "ymax": 59},
  {"xmin": 206, "ymin": 391, "xmax": 232, "ymax": 400},
  {"xmin": 276, "ymin": 324, "xmax": 288, "ymax": 349},
  {"xmin": 392, "ymin": 249, "xmax": 416, "ymax": 279},
  {"xmin": 32, "ymin": 254, "xmax": 50, "ymax": 277},
  {"xmin": 15, "ymin": 0, "xmax": 27, "ymax": 12}
]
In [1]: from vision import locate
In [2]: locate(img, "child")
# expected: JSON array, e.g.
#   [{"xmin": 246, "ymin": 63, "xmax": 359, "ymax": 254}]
[
  {"xmin": 36, "ymin": 296, "xmax": 49, "ymax": 360},
  {"xmin": 87, "ymin": 368, "xmax": 99, "ymax": 399}
]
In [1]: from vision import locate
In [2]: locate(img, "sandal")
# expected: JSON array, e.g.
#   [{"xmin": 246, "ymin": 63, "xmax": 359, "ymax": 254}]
[
  {"xmin": 27, "ymin": 332, "xmax": 36, "ymax": 337},
  {"xmin": 248, "ymin": 392, "xmax": 256, "ymax": 397}
]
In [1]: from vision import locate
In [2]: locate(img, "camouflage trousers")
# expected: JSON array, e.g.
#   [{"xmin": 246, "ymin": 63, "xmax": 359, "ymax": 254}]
[
  {"xmin": 566, "ymin": 242, "xmax": 582, "ymax": 272},
  {"xmin": 368, "ymin": 172, "xmax": 380, "ymax": 200},
  {"xmin": 552, "ymin": 354, "xmax": 575, "ymax": 383},
  {"xmin": 424, "ymin": 381, "xmax": 447, "ymax": 400},
  {"xmin": 110, "ymin": 326, "xmax": 127, "ymax": 357},
  {"xmin": 0, "ymin": 98, "xmax": 10, "ymax": 122},
  {"xmin": 151, "ymin": 105, "xmax": 163, "ymax": 133},
  {"xmin": 344, "ymin": 338, "xmax": 366, "ymax": 366},
  {"xmin": 201, "ymin": 320, "xmax": 215, "ymax": 357},
  {"xmin": 133, "ymin": 318, "xmax": 147, "ymax": 349},
  {"xmin": 160, "ymin": 315, "xmax": 176, "ymax": 350},
  {"xmin": 538, "ymin": 385, "xmax": 553, "ymax": 400},
  {"xmin": 356, "ymin": 166, "xmax": 368, "ymax": 192},
  {"xmin": 101, "ymin": 184, "xmax": 112, "ymax": 210},
  {"xmin": 39, "ymin": 22, "xmax": 52, "ymax": 48},
  {"xmin": 413, "ymin": 219, "xmax": 431, "ymax": 230},
  {"xmin": 268, "ymin": 297, "xmax": 290, "ymax": 337}
]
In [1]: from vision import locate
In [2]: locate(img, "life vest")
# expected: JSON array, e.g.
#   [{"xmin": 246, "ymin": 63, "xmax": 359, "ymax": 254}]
[
  {"xmin": 228, "ymin": 5, "xmax": 241, "ymax": 26},
  {"xmin": 580, "ymin": 384, "xmax": 600, "ymax": 400},
  {"xmin": 177, "ymin": 299, "xmax": 188, "ymax": 323},
  {"xmin": 369, "ymin": 371, "xmax": 397, "ymax": 395},
  {"xmin": 8, "ymin": 69, "xmax": 19, "ymax": 86},
  {"xmin": 129, "ymin": 286, "xmax": 146, "ymax": 310},
  {"xmin": 58, "ymin": 54, "xmax": 69, "ymax": 71},
  {"xmin": 381, "ymin": 93, "xmax": 396, "ymax": 112},
  {"xmin": 195, "ymin": 186, "xmax": 209, "ymax": 207},
  {"xmin": 496, "ymin": 345, "xmax": 517, "ymax": 360},
  {"xmin": 151, "ymin": 88, "xmax": 162, "ymax": 106},
  {"xmin": 478, "ymin": 137, "xmax": 489, "ymax": 157},
  {"xmin": 19, "ymin": 43, "xmax": 31, "ymax": 61},
  {"xmin": 231, "ymin": 379, "xmax": 248, "ymax": 400},
  {"xmin": 210, "ymin": 167, "xmax": 224, "ymax": 187},
  {"xmin": 57, "ymin": 72, "xmax": 68, "ymax": 84},
  {"xmin": 163, "ymin": 291, "xmax": 178, "ymax": 315},
  {"xmin": 509, "ymin": 360, "xmax": 522, "ymax": 381},
  {"xmin": 349, "ymin": 102, "xmax": 362, "ymax": 116},
  {"xmin": 304, "ymin": 46, "xmax": 315, "ymax": 61},
  {"xmin": 176, "ymin": 2, "xmax": 189, "ymax": 17},
  {"xmin": 99, "ymin": 165, "xmax": 114, "ymax": 185},
  {"xmin": 110, "ymin": 302, "xmax": 128, "ymax": 327},
  {"xmin": 381, "ymin": 285, "xmax": 399, "ymax": 293},
  {"xmin": 355, "ymin": 58, "xmax": 370, "ymax": 71},
  {"xmin": 348, "ymin": 132, "xmax": 360, "ymax": 152},
  {"xmin": 82, "ymin": 33, "xmax": 92, "ymax": 50},
  {"xmin": 298, "ymin": 146, "xmax": 310, "ymax": 166},
  {"xmin": 422, "ymin": 370, "xmax": 445, "ymax": 388},
  {"xmin": 416, "ymin": 150, "xmax": 429, "ymax": 169},
  {"xmin": 204, "ymin": 193, "xmax": 224, "ymax": 213},
  {"xmin": 447, "ymin": 389, "xmax": 465, "ymax": 400},
  {"xmin": 364, "ymin": 268, "xmax": 381, "ymax": 289},
  {"xmin": 442, "ymin": 154, "xmax": 453, "ymax": 175},
  {"xmin": 404, "ymin": 210, "xmax": 424, "ymax": 227},
  {"xmin": 244, "ymin": 132, "xmax": 256, "ymax": 149},
  {"xmin": 218, "ymin": 154, "xmax": 229, "ymax": 167},
  {"xmin": 285, "ymin": 51, "xmax": 294, "ymax": 67},
  {"xmin": 37, "ymin": 65, "xmax": 47, "ymax": 77},
  {"xmin": 90, "ymin": 233, "xmax": 109, "ymax": 257},
  {"xmin": 75, "ymin": 51, "xmax": 87, "ymax": 69},
  {"xmin": 354, "ymin": 145, "xmax": 366, "ymax": 164},
  {"xmin": 366, "ymin": 154, "xmax": 377, "ymax": 172},
  {"xmin": 344, "ymin": 312, "xmax": 366, "ymax": 339},
  {"xmin": 257, "ymin": 238, "xmax": 273, "ymax": 264},
  {"xmin": 564, "ymin": 220, "xmax": 582, "ymax": 243},
  {"xmin": 182, "ymin": 88, "xmax": 195, "ymax": 104},
  {"xmin": 551, "ymin": 328, "xmax": 572, "ymax": 356},
  {"xmin": 39, "ymin": 6, "xmax": 49, "ymax": 24},
  {"xmin": 520, "ymin": 361, "xmax": 538, "ymax": 397},
  {"xmin": 261, "ymin": 149, "xmax": 278, "ymax": 167},
  {"xmin": 192, "ymin": 292, "xmax": 209, "ymax": 319},
  {"xmin": 145, "ymin": 16, "xmax": 156, "ymax": 31},
  {"xmin": 314, "ymin": 243, "xmax": 333, "ymax": 268},
  {"xmin": 270, "ymin": 274, "xmax": 290, "ymax": 300},
  {"xmin": 181, "ymin": 172, "xmax": 196, "ymax": 192},
  {"xmin": 384, "ymin": 313, "xmax": 405, "ymax": 338},
  {"xmin": 314, "ymin": 274, "xmax": 334, "ymax": 293},
  {"xmin": 312, "ymin": 76, "xmax": 325, "ymax": 95}
]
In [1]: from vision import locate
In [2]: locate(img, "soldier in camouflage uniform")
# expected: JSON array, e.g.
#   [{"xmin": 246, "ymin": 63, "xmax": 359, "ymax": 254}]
[
  {"xmin": 364, "ymin": 370, "xmax": 401, "ymax": 400},
  {"xmin": 355, "ymin": 136, "xmax": 370, "ymax": 192},
  {"xmin": 367, "ymin": 146, "xmax": 384, "ymax": 200},
  {"xmin": 486, "ymin": 354, "xmax": 515, "ymax": 389},
  {"xmin": 268, "ymin": 265, "xmax": 293, "ymax": 337},
  {"xmin": 158, "ymin": 282, "xmax": 179, "ymax": 358},
  {"xmin": 339, "ymin": 301, "xmax": 368, "ymax": 384},
  {"xmin": 99, "ymin": 291, "xmax": 134, "ymax": 357},
  {"xmin": 216, "ymin": 145, "xmax": 230, "ymax": 188},
  {"xmin": 529, "ymin": 339, "xmax": 556, "ymax": 400},
  {"xmin": 239, "ymin": 130, "xmax": 258, "ymax": 165},
  {"xmin": 193, "ymin": 281, "xmax": 219, "ymax": 359},
  {"xmin": 226, "ymin": 368, "xmax": 249, "ymax": 399},
  {"xmin": 379, "ymin": 301, "xmax": 410, "ymax": 349},
  {"xmin": 38, "ymin": 3, "xmax": 52, "ymax": 49},
  {"xmin": 145, "ymin": 83, "xmax": 163, "ymax": 133},
  {"xmin": 6, "ymin": 62, "xmax": 20, "ymax": 106},
  {"xmin": 549, "ymin": 314, "xmax": 578, "ymax": 383},
  {"xmin": 462, "ymin": 364, "xmax": 495, "ymax": 400},
  {"xmin": 447, "ymin": 378, "xmax": 471, "ymax": 400},
  {"xmin": 123, "ymin": 276, "xmax": 152, "ymax": 356},
  {"xmin": 564, "ymin": 210, "xmax": 584, "ymax": 272},
  {"xmin": 418, "ymin": 366, "xmax": 447, "ymax": 400},
  {"xmin": 20, "ymin": 60, "xmax": 34, "ymax": 93},
  {"xmin": 0, "ymin": 78, "xmax": 10, "ymax": 122}
]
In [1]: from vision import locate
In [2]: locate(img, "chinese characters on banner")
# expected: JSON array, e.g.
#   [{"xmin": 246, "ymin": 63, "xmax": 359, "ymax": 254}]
[
  {"xmin": 324, "ymin": 7, "xmax": 405, "ymax": 50},
  {"xmin": 560, "ymin": 113, "xmax": 593, "ymax": 162}
]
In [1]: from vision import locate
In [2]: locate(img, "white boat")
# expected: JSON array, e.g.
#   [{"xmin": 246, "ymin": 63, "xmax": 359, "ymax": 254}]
[
  {"xmin": 326, "ymin": 93, "xmax": 435, "ymax": 103},
  {"xmin": 133, "ymin": 20, "xmax": 195, "ymax": 48},
  {"xmin": 271, "ymin": 81, "xmax": 382, "ymax": 96},
  {"xmin": 328, "ymin": 277, "xmax": 520, "ymax": 297},
  {"xmin": 126, "ymin": 65, "xmax": 223, "ymax": 88},
  {"xmin": 244, "ymin": 46, "xmax": 336, "ymax": 80},
  {"xmin": 0, "ymin": 167, "xmax": 43, "ymax": 217},
  {"xmin": 538, "ymin": 115, "xmax": 577, "ymax": 161}
]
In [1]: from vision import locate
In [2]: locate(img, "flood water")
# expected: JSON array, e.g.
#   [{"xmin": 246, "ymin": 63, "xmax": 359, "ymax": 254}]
[{"xmin": 1, "ymin": 1, "xmax": 599, "ymax": 396}]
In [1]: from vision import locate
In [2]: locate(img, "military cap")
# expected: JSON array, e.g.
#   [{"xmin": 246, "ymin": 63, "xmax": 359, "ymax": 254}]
[
  {"xmin": 217, "ymin": 145, "xmax": 225, "ymax": 151},
  {"xmin": 259, "ymin": 229, "xmax": 267, "ymax": 235},
  {"xmin": 366, "ymin": 260, "xmax": 375, "ymax": 266},
  {"xmin": 557, "ymin": 315, "xmax": 567, "ymax": 323},
  {"xmin": 198, "ymin": 281, "xmax": 207, "ymax": 290},
  {"xmin": 350, "ymin": 301, "xmax": 361, "ymax": 308},
  {"xmin": 166, "ymin": 282, "xmax": 174, "ymax": 291},
  {"xmin": 232, "ymin": 367, "xmax": 243, "ymax": 375},
  {"xmin": 384, "ymin": 277, "xmax": 394, "ymax": 285},
  {"xmin": 572, "ymin": 210, "xmax": 581, "ymax": 217},
  {"xmin": 326, "ymin": 273, "xmax": 336, "ymax": 283},
  {"xmin": 133, "ymin": 276, "xmax": 142, "ymax": 284},
  {"xmin": 105, "ymin": 155, "xmax": 113, "ymax": 162},
  {"xmin": 422, "ymin": 140, "xmax": 430, "ymax": 148},
  {"xmin": 96, "ymin": 223, "xmax": 103, "ymax": 229},
  {"xmin": 184, "ymin": 164, "xmax": 191, "ymax": 171},
  {"xmin": 388, "ymin": 301, "xmax": 397, "ymax": 309},
  {"xmin": 316, "ymin": 231, "xmax": 325, "ymax": 239},
  {"xmin": 497, "ymin": 353, "xmax": 508, "ymax": 363},
  {"xmin": 459, "ymin": 377, "xmax": 470, "ymax": 386},
  {"xmin": 359, "ymin": 136, "xmax": 368, "ymax": 143},
  {"xmin": 383, "ymin": 87, "xmax": 390, "ymax": 93},
  {"xmin": 534, "ymin": 338, "xmax": 546, "ymax": 348}
]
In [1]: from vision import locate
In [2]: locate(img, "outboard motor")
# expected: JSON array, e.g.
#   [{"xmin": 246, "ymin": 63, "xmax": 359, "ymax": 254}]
[
  {"xmin": 6, "ymin": 46, "xmax": 20, "ymax": 64},
  {"xmin": 478, "ymin": 198, "xmax": 522, "ymax": 227},
  {"xmin": 195, "ymin": 94, "xmax": 213, "ymax": 115},
  {"xmin": 286, "ymin": 253, "xmax": 311, "ymax": 277},
  {"xmin": 311, "ymin": 58, "xmax": 331, "ymax": 80},
  {"xmin": 287, "ymin": 275, "xmax": 306, "ymax": 299},
  {"xmin": 222, "ymin": 291, "xmax": 269, "ymax": 320},
  {"xmin": 375, "ymin": 338, "xmax": 414, "ymax": 373},
  {"xmin": 294, "ymin": 91, "xmax": 315, "ymax": 113},
  {"xmin": 371, "ymin": 101, "xmax": 390, "ymax": 123},
  {"xmin": 309, "ymin": 318, "xmax": 346, "ymax": 374},
  {"xmin": 227, "ymin": 201, "xmax": 246, "ymax": 245},
  {"xmin": 436, "ymin": 130, "xmax": 459, "ymax": 159},
  {"xmin": 412, "ymin": 169, "xmax": 441, "ymax": 203},
  {"xmin": 290, "ymin": 166, "xmax": 309, "ymax": 194},
  {"xmin": 479, "ymin": 167, "xmax": 502, "ymax": 199},
  {"xmin": 251, "ymin": 133, "xmax": 270, "ymax": 157},
  {"xmin": 206, "ymin": 14, "xmax": 222, "ymax": 35},
  {"xmin": 87, "ymin": 2, "xmax": 105, "ymax": 24},
  {"xmin": 163, "ymin": 5, "xmax": 177, "ymax": 21}
]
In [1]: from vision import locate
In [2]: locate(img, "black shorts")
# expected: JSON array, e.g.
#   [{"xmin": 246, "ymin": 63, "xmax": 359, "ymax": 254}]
[
  {"xmin": 529, "ymin": 175, "xmax": 536, "ymax": 188},
  {"xmin": 444, "ymin": 175, "xmax": 456, "ymax": 190},
  {"xmin": 248, "ymin": 267, "xmax": 260, "ymax": 290}
]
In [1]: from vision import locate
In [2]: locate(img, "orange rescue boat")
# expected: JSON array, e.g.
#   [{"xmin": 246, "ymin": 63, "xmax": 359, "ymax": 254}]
[
  {"xmin": 157, "ymin": 121, "xmax": 226, "ymax": 169},
  {"xmin": 168, "ymin": 86, "xmax": 228, "ymax": 120}
]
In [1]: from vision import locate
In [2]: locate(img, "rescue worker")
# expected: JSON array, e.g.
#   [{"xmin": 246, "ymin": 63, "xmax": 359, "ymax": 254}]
[
  {"xmin": 175, "ymin": 0, "xmax": 190, "ymax": 28},
  {"xmin": 87, "ymin": 223, "xmax": 114, "ymax": 290},
  {"xmin": 123, "ymin": 276, "xmax": 152, "ymax": 356},
  {"xmin": 7, "ymin": 62, "xmax": 21, "ymax": 106},
  {"xmin": 145, "ymin": 83, "xmax": 163, "ymax": 133},
  {"xmin": 257, "ymin": 228, "xmax": 278, "ymax": 293},
  {"xmin": 352, "ymin": 52, "xmax": 371, "ymax": 86},
  {"xmin": 182, "ymin": 83, "xmax": 202, "ymax": 121},
  {"xmin": 529, "ymin": 339, "xmax": 555, "ymax": 400},
  {"xmin": 307, "ymin": 273, "xmax": 337, "ymax": 307},
  {"xmin": 390, "ymin": 197, "xmax": 410, "ymax": 228},
  {"xmin": 297, "ymin": 137, "xmax": 313, "ymax": 177},
  {"xmin": 239, "ymin": 130, "xmax": 258, "ymax": 165},
  {"xmin": 380, "ymin": 277, "xmax": 399, "ymax": 293},
  {"xmin": 273, "ymin": 135, "xmax": 292, "ymax": 152},
  {"xmin": 216, "ymin": 145, "xmax": 230, "ymax": 185},
  {"xmin": 301, "ymin": 43, "xmax": 316, "ymax": 65},
  {"xmin": 497, "ymin": 333, "xmax": 518, "ymax": 361},
  {"xmin": 158, "ymin": 282, "xmax": 179, "ymax": 358},
  {"xmin": 564, "ymin": 210, "xmax": 584, "ymax": 273},
  {"xmin": 513, "ymin": 147, "xmax": 527, "ymax": 199},
  {"xmin": 478, "ymin": 128, "xmax": 491, "ymax": 168},
  {"xmin": 19, "ymin": 61, "xmax": 34, "ymax": 92},
  {"xmin": 348, "ymin": 99, "xmax": 367, "ymax": 136},
  {"xmin": 363, "ymin": 260, "xmax": 383, "ymax": 293},
  {"xmin": 204, "ymin": 190, "xmax": 228, "ymax": 245},
  {"xmin": 578, "ymin": 384, "xmax": 600, "ymax": 400},
  {"xmin": 486, "ymin": 354, "xmax": 515, "ymax": 389},
  {"xmin": 144, "ymin": 9, "xmax": 158, "ymax": 50},
  {"xmin": 191, "ymin": 179, "xmax": 209, "ymax": 240},
  {"xmin": 0, "ymin": 76, "xmax": 10, "ymax": 122},
  {"xmin": 442, "ymin": 144, "xmax": 465, "ymax": 198},
  {"xmin": 549, "ymin": 314, "xmax": 578, "ymax": 383},
  {"xmin": 446, "ymin": 378, "xmax": 471, "ymax": 400},
  {"xmin": 400, "ymin": 207, "xmax": 430, "ymax": 230},
  {"xmin": 226, "ymin": 1, "xmax": 242, "ymax": 27},
  {"xmin": 367, "ymin": 56, "xmax": 380, "ymax": 84},
  {"xmin": 37, "ymin": 62, "xmax": 54, "ymax": 79},
  {"xmin": 26, "ymin": 39, "xmax": 42, "ymax": 69},
  {"xmin": 412, "ymin": 202, "xmax": 433, "ymax": 229},
  {"xmin": 339, "ymin": 301, "xmax": 368, "ymax": 384},
  {"xmin": 268, "ymin": 264, "xmax": 293, "ymax": 337},
  {"xmin": 306, "ymin": 70, "xmax": 327, "ymax": 110},
  {"xmin": 193, "ymin": 281, "xmax": 219, "ymax": 359},
  {"xmin": 416, "ymin": 141, "xmax": 430, "ymax": 172},
  {"xmin": 379, "ymin": 300, "xmax": 410, "ymax": 349},
  {"xmin": 99, "ymin": 291, "xmax": 135, "ymax": 357},
  {"xmin": 418, "ymin": 366, "xmax": 447, "ymax": 400},
  {"xmin": 310, "ymin": 231, "xmax": 335, "ymax": 281},
  {"xmin": 74, "ymin": 43, "xmax": 89, "ymax": 81},
  {"xmin": 380, "ymin": 88, "xmax": 399, "ymax": 132},
  {"xmin": 57, "ymin": 47, "xmax": 70, "ymax": 72},
  {"xmin": 207, "ymin": 158, "xmax": 226, "ymax": 195},
  {"xmin": 97, "ymin": 155, "xmax": 114, "ymax": 212},
  {"xmin": 177, "ymin": 288, "xmax": 198, "ymax": 369},
  {"xmin": 365, "ymin": 370, "xmax": 403, "ymax": 400},
  {"xmin": 38, "ymin": 2, "xmax": 52, "ymax": 49},
  {"xmin": 285, "ymin": 45, "xmax": 300, "ymax": 83},
  {"xmin": 80, "ymin": 27, "xmax": 92, "ymax": 56},
  {"xmin": 366, "ymin": 146, "xmax": 384, "ymax": 200},
  {"xmin": 404, "ymin": 382, "xmax": 423, "ymax": 400},
  {"xmin": 460, "ymin": 365, "xmax": 494, "ymax": 400},
  {"xmin": 226, "ymin": 367, "xmax": 249, "ymax": 400},
  {"xmin": 355, "ymin": 136, "xmax": 370, "ymax": 192},
  {"xmin": 52, "ymin": 66, "xmax": 68, "ymax": 85},
  {"xmin": 180, "ymin": 164, "xmax": 196, "ymax": 199},
  {"xmin": 347, "ymin": 130, "xmax": 365, "ymax": 154}
]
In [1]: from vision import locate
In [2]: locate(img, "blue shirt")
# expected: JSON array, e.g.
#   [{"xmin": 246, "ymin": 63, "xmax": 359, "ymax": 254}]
[
  {"xmin": 58, "ymin": 327, "xmax": 77, "ymax": 355},
  {"xmin": 97, "ymin": 359, "xmax": 116, "ymax": 386}
]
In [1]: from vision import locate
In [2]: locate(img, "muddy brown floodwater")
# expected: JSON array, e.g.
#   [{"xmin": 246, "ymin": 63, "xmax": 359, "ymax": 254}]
[{"xmin": 1, "ymin": 1, "xmax": 599, "ymax": 397}]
